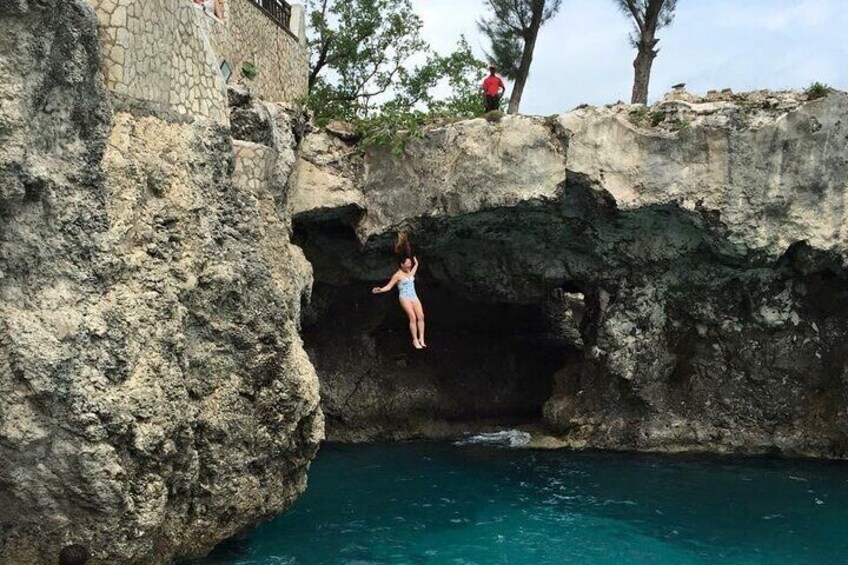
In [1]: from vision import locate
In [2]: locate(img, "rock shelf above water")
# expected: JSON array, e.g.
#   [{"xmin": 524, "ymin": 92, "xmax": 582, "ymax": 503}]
[
  {"xmin": 293, "ymin": 91, "xmax": 848, "ymax": 456},
  {"xmin": 295, "ymin": 91, "xmax": 848, "ymax": 258}
]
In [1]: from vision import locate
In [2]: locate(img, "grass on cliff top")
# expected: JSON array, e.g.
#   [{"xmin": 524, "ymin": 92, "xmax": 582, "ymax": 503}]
[
  {"xmin": 805, "ymin": 82, "xmax": 832, "ymax": 100},
  {"xmin": 628, "ymin": 107, "xmax": 689, "ymax": 132}
]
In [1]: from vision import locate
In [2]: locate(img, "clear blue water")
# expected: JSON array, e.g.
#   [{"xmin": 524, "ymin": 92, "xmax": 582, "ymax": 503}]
[{"xmin": 192, "ymin": 442, "xmax": 848, "ymax": 565}]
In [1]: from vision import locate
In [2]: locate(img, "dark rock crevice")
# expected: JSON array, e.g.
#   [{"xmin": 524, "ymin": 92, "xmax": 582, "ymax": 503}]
[{"xmin": 297, "ymin": 253, "xmax": 573, "ymax": 440}]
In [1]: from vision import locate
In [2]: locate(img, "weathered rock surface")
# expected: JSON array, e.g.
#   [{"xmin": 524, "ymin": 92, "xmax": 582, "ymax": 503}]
[
  {"xmin": 297, "ymin": 91, "xmax": 848, "ymax": 258},
  {"xmin": 294, "ymin": 91, "xmax": 848, "ymax": 457},
  {"xmin": 290, "ymin": 132, "xmax": 364, "ymax": 223},
  {"xmin": 0, "ymin": 2, "xmax": 322, "ymax": 564},
  {"xmin": 355, "ymin": 115, "xmax": 568, "ymax": 240},
  {"xmin": 562, "ymin": 91, "xmax": 848, "ymax": 256}
]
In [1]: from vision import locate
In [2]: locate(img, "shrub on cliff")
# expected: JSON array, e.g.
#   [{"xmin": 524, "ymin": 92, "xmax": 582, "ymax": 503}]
[{"xmin": 805, "ymin": 82, "xmax": 831, "ymax": 100}]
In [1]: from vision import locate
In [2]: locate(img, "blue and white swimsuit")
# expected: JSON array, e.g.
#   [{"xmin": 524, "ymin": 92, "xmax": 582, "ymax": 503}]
[{"xmin": 398, "ymin": 276, "xmax": 418, "ymax": 300}]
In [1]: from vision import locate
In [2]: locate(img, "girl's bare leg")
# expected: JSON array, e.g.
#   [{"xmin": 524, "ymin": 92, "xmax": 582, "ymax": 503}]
[
  {"xmin": 400, "ymin": 299, "xmax": 422, "ymax": 348},
  {"xmin": 412, "ymin": 300, "xmax": 426, "ymax": 347}
]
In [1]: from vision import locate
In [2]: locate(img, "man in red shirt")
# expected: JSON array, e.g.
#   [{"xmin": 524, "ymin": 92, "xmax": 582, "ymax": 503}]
[{"xmin": 481, "ymin": 65, "xmax": 506, "ymax": 113}]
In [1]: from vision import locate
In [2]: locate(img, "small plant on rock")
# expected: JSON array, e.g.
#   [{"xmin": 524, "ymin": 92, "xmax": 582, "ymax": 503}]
[
  {"xmin": 484, "ymin": 110, "xmax": 504, "ymax": 123},
  {"xmin": 241, "ymin": 61, "xmax": 257, "ymax": 81},
  {"xmin": 671, "ymin": 117, "xmax": 690, "ymax": 132},
  {"xmin": 805, "ymin": 82, "xmax": 831, "ymax": 100},
  {"xmin": 628, "ymin": 106, "xmax": 649, "ymax": 127},
  {"xmin": 649, "ymin": 110, "xmax": 665, "ymax": 127},
  {"xmin": 355, "ymin": 111, "xmax": 429, "ymax": 156}
]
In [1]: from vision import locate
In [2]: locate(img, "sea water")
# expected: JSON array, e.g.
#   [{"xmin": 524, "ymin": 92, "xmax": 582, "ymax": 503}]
[{"xmin": 191, "ymin": 440, "xmax": 848, "ymax": 564}]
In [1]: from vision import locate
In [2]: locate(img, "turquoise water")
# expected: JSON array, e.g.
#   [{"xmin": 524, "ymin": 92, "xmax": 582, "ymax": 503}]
[{"xmin": 193, "ymin": 442, "xmax": 848, "ymax": 565}]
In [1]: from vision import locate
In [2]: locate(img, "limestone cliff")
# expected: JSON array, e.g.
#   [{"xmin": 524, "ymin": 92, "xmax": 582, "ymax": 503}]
[
  {"xmin": 293, "ymin": 91, "xmax": 848, "ymax": 456},
  {"xmin": 0, "ymin": 2, "xmax": 322, "ymax": 564}
]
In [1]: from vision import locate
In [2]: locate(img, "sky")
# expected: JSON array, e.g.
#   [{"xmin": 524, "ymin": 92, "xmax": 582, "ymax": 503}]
[{"xmin": 411, "ymin": 0, "xmax": 848, "ymax": 115}]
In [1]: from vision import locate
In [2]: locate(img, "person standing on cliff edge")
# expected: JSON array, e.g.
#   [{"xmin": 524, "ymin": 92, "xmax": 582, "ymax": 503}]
[{"xmin": 482, "ymin": 65, "xmax": 506, "ymax": 113}]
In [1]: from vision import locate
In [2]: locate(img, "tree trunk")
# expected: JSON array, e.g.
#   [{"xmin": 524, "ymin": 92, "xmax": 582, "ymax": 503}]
[
  {"xmin": 507, "ymin": 8, "xmax": 543, "ymax": 114},
  {"xmin": 630, "ymin": 45, "xmax": 656, "ymax": 104},
  {"xmin": 630, "ymin": 3, "xmax": 661, "ymax": 107}
]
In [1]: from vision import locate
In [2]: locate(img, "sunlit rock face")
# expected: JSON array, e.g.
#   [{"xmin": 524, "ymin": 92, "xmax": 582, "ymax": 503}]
[
  {"xmin": 0, "ymin": 2, "xmax": 322, "ymax": 563},
  {"xmin": 293, "ymin": 92, "xmax": 848, "ymax": 457}
]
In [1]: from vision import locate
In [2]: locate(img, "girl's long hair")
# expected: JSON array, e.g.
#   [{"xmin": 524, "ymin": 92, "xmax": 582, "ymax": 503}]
[{"xmin": 394, "ymin": 231, "xmax": 412, "ymax": 259}]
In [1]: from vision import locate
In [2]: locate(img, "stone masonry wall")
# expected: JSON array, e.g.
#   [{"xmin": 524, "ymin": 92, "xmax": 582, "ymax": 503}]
[
  {"xmin": 90, "ymin": 0, "xmax": 229, "ymax": 122},
  {"xmin": 210, "ymin": 0, "xmax": 309, "ymax": 105},
  {"xmin": 89, "ymin": 0, "xmax": 308, "ymax": 122}
]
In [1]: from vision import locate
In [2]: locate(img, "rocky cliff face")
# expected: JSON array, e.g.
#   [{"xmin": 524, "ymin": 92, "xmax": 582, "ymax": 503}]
[
  {"xmin": 293, "ymin": 91, "xmax": 848, "ymax": 456},
  {"xmin": 0, "ymin": 2, "xmax": 322, "ymax": 564}
]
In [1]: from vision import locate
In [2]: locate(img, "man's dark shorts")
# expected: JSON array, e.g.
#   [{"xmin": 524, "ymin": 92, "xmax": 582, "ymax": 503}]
[{"xmin": 485, "ymin": 95, "xmax": 501, "ymax": 112}]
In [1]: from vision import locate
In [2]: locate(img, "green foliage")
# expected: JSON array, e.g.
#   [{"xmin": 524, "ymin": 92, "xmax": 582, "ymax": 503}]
[
  {"xmin": 353, "ymin": 44, "xmax": 491, "ymax": 157},
  {"xmin": 628, "ymin": 107, "xmax": 688, "ymax": 131},
  {"xmin": 354, "ymin": 111, "xmax": 429, "ymax": 156},
  {"xmin": 307, "ymin": 0, "xmax": 426, "ymax": 122},
  {"xmin": 354, "ymin": 42, "xmax": 490, "ymax": 156},
  {"xmin": 305, "ymin": 0, "xmax": 489, "ymax": 151},
  {"xmin": 671, "ymin": 116, "xmax": 689, "ymax": 131},
  {"xmin": 241, "ymin": 61, "xmax": 257, "ymax": 81},
  {"xmin": 390, "ymin": 37, "xmax": 489, "ymax": 120},
  {"xmin": 805, "ymin": 82, "xmax": 831, "ymax": 100},
  {"xmin": 306, "ymin": 0, "xmax": 486, "ymax": 126},
  {"xmin": 478, "ymin": 0, "xmax": 564, "ymax": 77},
  {"xmin": 613, "ymin": 0, "xmax": 678, "ymax": 47},
  {"xmin": 628, "ymin": 106, "xmax": 649, "ymax": 126},
  {"xmin": 477, "ymin": 18, "xmax": 522, "ymax": 81}
]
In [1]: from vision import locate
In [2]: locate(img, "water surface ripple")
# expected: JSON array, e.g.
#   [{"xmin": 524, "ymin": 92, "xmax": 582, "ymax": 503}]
[{"xmin": 192, "ymin": 442, "xmax": 848, "ymax": 564}]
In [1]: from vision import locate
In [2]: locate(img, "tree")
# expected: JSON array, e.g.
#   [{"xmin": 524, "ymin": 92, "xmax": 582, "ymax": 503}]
[
  {"xmin": 613, "ymin": 0, "xmax": 678, "ymax": 104},
  {"xmin": 306, "ymin": 0, "xmax": 486, "ymax": 152},
  {"xmin": 394, "ymin": 37, "xmax": 489, "ymax": 119},
  {"xmin": 353, "ymin": 38, "xmax": 488, "ymax": 154},
  {"xmin": 307, "ymin": 0, "xmax": 486, "ymax": 124},
  {"xmin": 478, "ymin": 0, "xmax": 563, "ymax": 114},
  {"xmin": 307, "ymin": 0, "xmax": 428, "ymax": 122}
]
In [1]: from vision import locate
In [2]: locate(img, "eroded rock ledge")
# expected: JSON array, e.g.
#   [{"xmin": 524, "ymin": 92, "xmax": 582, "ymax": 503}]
[{"xmin": 293, "ymin": 90, "xmax": 848, "ymax": 457}]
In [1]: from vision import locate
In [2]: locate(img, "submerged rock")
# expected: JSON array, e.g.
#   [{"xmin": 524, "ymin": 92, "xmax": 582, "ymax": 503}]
[{"xmin": 294, "ymin": 90, "xmax": 848, "ymax": 457}]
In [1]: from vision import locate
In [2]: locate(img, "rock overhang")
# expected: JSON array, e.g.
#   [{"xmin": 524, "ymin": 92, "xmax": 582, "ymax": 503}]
[
  {"xmin": 292, "ymin": 90, "xmax": 848, "ymax": 455},
  {"xmin": 293, "ymin": 90, "xmax": 848, "ymax": 265}
]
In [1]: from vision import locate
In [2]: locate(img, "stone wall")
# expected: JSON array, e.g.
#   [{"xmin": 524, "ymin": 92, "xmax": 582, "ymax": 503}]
[
  {"xmin": 210, "ymin": 0, "xmax": 309, "ymax": 105},
  {"xmin": 89, "ymin": 0, "xmax": 308, "ymax": 122},
  {"xmin": 90, "ymin": 0, "xmax": 229, "ymax": 122}
]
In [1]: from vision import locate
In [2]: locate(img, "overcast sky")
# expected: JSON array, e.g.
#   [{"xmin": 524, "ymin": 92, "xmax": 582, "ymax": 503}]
[{"xmin": 412, "ymin": 0, "xmax": 848, "ymax": 115}]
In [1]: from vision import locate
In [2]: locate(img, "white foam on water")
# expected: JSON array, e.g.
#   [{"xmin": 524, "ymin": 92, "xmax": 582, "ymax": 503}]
[{"xmin": 453, "ymin": 429, "xmax": 532, "ymax": 447}]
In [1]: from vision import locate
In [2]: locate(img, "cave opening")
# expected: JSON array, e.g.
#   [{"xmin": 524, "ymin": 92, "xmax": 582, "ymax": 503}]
[{"xmin": 294, "ymin": 217, "xmax": 575, "ymax": 441}]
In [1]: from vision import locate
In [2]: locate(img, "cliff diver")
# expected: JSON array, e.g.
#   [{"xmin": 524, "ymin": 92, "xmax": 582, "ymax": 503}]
[{"xmin": 372, "ymin": 232, "xmax": 427, "ymax": 349}]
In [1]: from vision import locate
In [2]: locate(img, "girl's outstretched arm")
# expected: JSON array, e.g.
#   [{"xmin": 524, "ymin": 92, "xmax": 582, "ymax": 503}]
[
  {"xmin": 410, "ymin": 256, "xmax": 419, "ymax": 277},
  {"xmin": 372, "ymin": 273, "xmax": 399, "ymax": 294}
]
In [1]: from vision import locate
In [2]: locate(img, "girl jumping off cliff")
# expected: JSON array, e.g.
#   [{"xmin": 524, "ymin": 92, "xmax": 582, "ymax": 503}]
[{"xmin": 372, "ymin": 232, "xmax": 427, "ymax": 349}]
